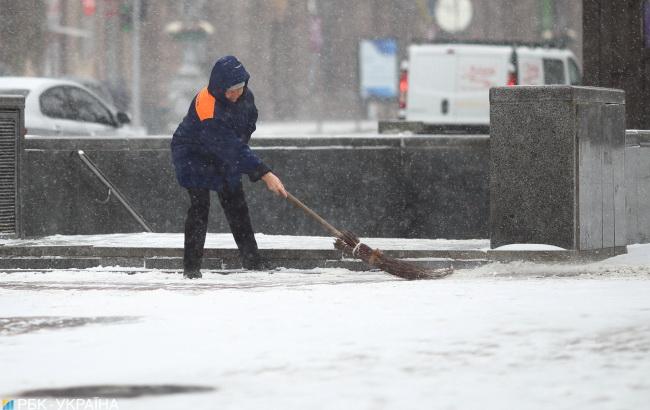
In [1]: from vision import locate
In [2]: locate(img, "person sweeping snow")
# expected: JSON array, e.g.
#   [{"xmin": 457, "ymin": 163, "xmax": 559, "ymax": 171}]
[{"xmin": 171, "ymin": 55, "xmax": 287, "ymax": 279}]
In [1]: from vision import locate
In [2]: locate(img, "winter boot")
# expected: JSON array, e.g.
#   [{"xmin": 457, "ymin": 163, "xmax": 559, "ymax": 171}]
[{"xmin": 183, "ymin": 269, "xmax": 202, "ymax": 279}]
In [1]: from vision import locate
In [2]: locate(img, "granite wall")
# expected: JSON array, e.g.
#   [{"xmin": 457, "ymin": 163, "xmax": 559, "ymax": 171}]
[
  {"xmin": 15, "ymin": 126, "xmax": 650, "ymax": 244},
  {"xmin": 19, "ymin": 135, "xmax": 490, "ymax": 239}
]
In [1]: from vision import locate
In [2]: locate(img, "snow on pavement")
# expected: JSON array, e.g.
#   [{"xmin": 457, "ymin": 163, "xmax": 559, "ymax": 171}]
[{"xmin": 0, "ymin": 245, "xmax": 649, "ymax": 409}]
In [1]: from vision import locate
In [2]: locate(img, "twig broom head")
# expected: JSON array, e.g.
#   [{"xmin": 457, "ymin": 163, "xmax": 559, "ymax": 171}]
[
  {"xmin": 335, "ymin": 233, "xmax": 452, "ymax": 280},
  {"xmin": 284, "ymin": 192, "xmax": 452, "ymax": 280}
]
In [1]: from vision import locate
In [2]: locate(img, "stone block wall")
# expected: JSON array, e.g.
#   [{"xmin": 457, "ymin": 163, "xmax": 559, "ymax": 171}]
[{"xmin": 19, "ymin": 135, "xmax": 490, "ymax": 239}]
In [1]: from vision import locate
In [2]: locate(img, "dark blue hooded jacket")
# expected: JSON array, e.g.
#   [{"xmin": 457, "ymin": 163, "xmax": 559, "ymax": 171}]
[{"xmin": 171, "ymin": 56, "xmax": 270, "ymax": 192}]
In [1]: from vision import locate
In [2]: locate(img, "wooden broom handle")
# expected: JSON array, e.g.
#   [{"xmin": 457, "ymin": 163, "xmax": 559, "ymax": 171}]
[{"xmin": 285, "ymin": 192, "xmax": 343, "ymax": 238}]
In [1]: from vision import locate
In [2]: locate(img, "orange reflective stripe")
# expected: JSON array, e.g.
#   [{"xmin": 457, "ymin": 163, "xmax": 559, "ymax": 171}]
[{"xmin": 195, "ymin": 87, "xmax": 215, "ymax": 121}]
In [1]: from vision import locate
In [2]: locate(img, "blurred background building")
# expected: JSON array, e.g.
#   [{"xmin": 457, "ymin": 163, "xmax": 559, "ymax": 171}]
[{"xmin": 0, "ymin": 0, "xmax": 582, "ymax": 133}]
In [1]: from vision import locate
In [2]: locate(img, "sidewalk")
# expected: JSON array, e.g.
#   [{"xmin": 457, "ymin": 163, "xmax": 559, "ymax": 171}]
[{"xmin": 1, "ymin": 246, "xmax": 649, "ymax": 410}]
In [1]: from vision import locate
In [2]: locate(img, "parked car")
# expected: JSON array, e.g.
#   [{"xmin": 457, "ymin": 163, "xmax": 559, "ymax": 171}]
[
  {"xmin": 398, "ymin": 41, "xmax": 582, "ymax": 132},
  {"xmin": 0, "ymin": 77, "xmax": 136, "ymax": 136},
  {"xmin": 62, "ymin": 76, "xmax": 118, "ymax": 108}
]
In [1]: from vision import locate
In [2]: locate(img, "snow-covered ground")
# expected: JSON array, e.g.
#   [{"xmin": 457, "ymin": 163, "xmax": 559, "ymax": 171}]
[{"xmin": 1, "ymin": 244, "xmax": 649, "ymax": 410}]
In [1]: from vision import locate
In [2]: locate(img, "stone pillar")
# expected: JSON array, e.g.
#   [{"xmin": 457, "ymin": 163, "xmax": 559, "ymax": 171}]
[
  {"xmin": 489, "ymin": 86, "xmax": 626, "ymax": 252},
  {"xmin": 0, "ymin": 95, "xmax": 24, "ymax": 237}
]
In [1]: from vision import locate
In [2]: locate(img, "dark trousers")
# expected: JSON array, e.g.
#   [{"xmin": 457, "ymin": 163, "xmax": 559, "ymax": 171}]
[{"xmin": 184, "ymin": 186, "xmax": 260, "ymax": 271}]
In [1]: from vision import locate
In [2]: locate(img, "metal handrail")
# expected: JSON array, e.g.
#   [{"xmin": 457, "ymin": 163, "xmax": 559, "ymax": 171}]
[{"xmin": 77, "ymin": 150, "xmax": 153, "ymax": 233}]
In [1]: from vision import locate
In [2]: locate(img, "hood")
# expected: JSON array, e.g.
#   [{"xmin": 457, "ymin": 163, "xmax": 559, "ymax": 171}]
[{"xmin": 207, "ymin": 55, "xmax": 250, "ymax": 99}]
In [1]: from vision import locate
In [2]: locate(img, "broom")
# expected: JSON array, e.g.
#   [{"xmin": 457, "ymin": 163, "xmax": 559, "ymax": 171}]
[{"xmin": 285, "ymin": 192, "xmax": 453, "ymax": 280}]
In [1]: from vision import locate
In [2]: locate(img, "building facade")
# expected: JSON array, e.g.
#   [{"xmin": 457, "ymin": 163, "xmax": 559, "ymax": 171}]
[
  {"xmin": 0, "ymin": 0, "xmax": 582, "ymax": 132},
  {"xmin": 583, "ymin": 0, "xmax": 650, "ymax": 129}
]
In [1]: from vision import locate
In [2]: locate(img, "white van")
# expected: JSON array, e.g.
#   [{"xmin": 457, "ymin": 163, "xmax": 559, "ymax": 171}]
[{"xmin": 398, "ymin": 42, "xmax": 582, "ymax": 132}]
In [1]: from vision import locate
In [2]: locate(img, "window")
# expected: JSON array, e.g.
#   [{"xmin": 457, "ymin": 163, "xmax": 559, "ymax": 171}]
[
  {"xmin": 543, "ymin": 59, "xmax": 566, "ymax": 85},
  {"xmin": 40, "ymin": 87, "xmax": 76, "ymax": 120},
  {"xmin": 568, "ymin": 58, "xmax": 581, "ymax": 85},
  {"xmin": 67, "ymin": 87, "xmax": 115, "ymax": 126}
]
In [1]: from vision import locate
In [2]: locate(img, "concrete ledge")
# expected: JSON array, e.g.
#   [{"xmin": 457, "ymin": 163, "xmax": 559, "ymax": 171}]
[
  {"xmin": 0, "ymin": 234, "xmax": 629, "ymax": 271},
  {"xmin": 0, "ymin": 246, "xmax": 96, "ymax": 257},
  {"xmin": 0, "ymin": 245, "xmax": 485, "ymax": 260},
  {"xmin": 0, "ymin": 257, "xmax": 142, "ymax": 270},
  {"xmin": 0, "ymin": 245, "xmax": 628, "ymax": 271}
]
